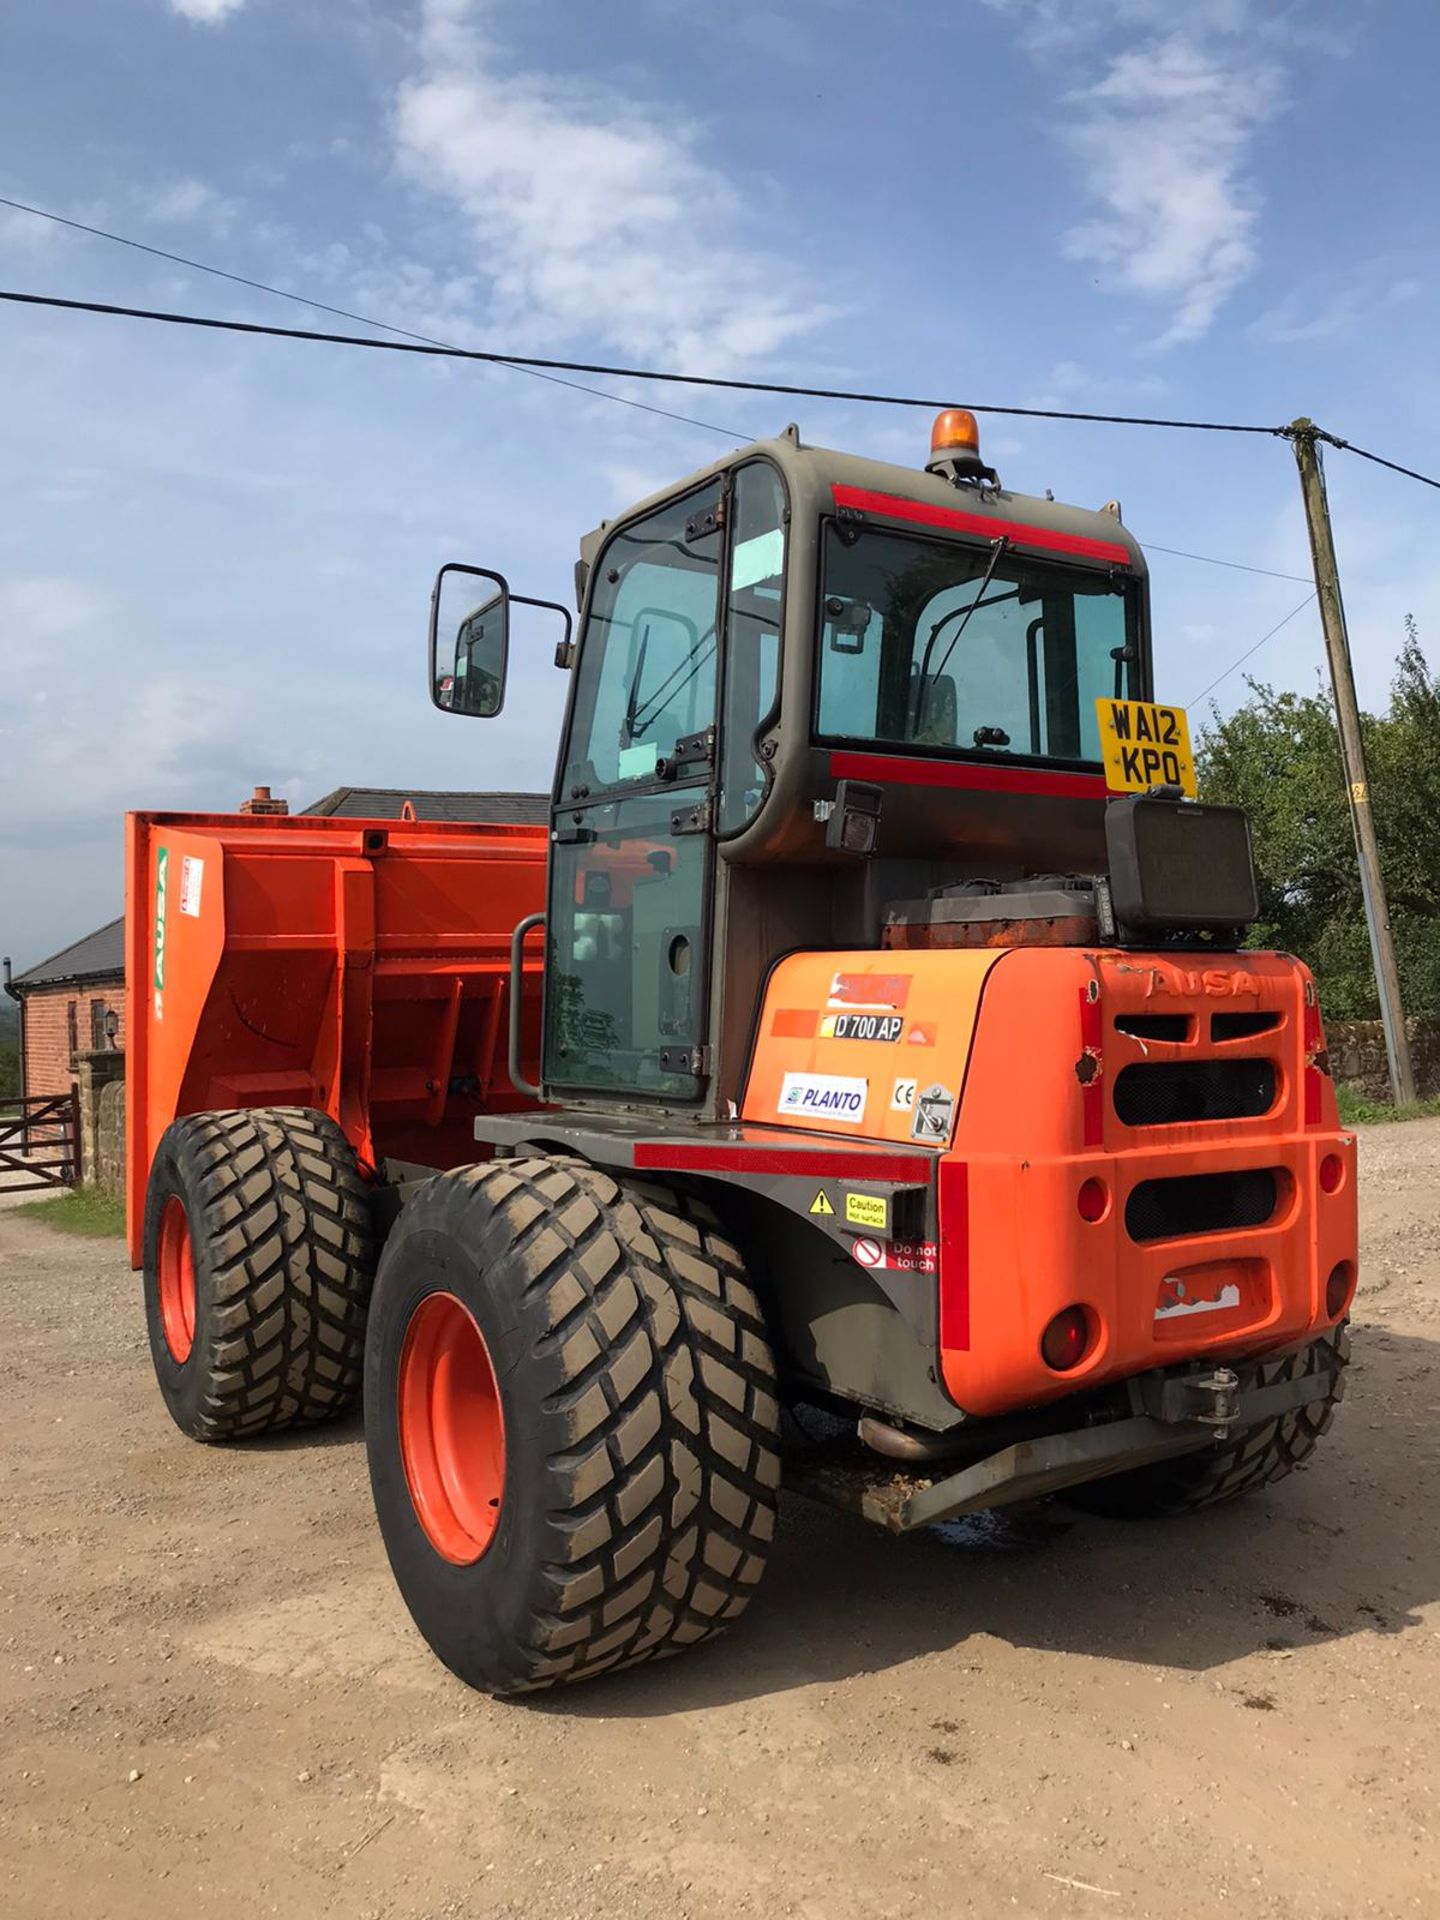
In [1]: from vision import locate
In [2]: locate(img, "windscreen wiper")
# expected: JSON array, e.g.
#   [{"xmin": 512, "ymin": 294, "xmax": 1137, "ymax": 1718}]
[
  {"xmin": 627, "ymin": 626, "xmax": 717, "ymax": 741},
  {"xmin": 909, "ymin": 537, "xmax": 1011, "ymax": 730}
]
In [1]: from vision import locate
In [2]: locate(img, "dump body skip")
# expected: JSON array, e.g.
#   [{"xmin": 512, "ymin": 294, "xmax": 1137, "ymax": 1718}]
[{"xmin": 124, "ymin": 810, "xmax": 548, "ymax": 1264}]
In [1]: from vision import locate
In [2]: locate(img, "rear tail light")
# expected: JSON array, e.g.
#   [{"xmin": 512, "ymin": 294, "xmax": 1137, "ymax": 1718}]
[
  {"xmin": 1077, "ymin": 1178, "xmax": 1108, "ymax": 1223},
  {"xmin": 1041, "ymin": 1306, "xmax": 1094, "ymax": 1373}
]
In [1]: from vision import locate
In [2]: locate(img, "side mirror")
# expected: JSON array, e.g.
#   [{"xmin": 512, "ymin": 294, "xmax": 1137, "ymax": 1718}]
[{"xmin": 430, "ymin": 564, "xmax": 510, "ymax": 718}]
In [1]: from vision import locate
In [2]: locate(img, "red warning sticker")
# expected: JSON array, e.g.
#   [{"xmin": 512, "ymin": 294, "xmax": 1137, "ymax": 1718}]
[
  {"xmin": 771, "ymin": 1008, "xmax": 818, "ymax": 1039},
  {"xmin": 850, "ymin": 1238, "xmax": 938, "ymax": 1274},
  {"xmin": 828, "ymin": 972, "xmax": 911, "ymax": 1012}
]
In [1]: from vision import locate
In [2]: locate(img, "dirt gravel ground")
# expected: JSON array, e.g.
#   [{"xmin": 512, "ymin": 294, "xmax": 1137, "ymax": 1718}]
[{"xmin": 3, "ymin": 1124, "xmax": 1440, "ymax": 1920}]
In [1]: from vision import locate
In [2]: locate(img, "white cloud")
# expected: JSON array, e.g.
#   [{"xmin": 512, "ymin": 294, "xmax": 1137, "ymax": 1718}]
[
  {"xmin": 168, "ymin": 0, "xmax": 247, "ymax": 23},
  {"xmin": 1251, "ymin": 264, "xmax": 1421, "ymax": 345},
  {"xmin": 1026, "ymin": 358, "xmax": 1172, "ymax": 407},
  {"xmin": 983, "ymin": 3, "xmax": 1314, "ymax": 345},
  {"xmin": 1061, "ymin": 37, "xmax": 1279, "ymax": 346},
  {"xmin": 145, "ymin": 178, "xmax": 235, "ymax": 226},
  {"xmin": 0, "ymin": 575, "xmax": 111, "ymax": 675},
  {"xmin": 392, "ymin": 0, "xmax": 830, "ymax": 371}
]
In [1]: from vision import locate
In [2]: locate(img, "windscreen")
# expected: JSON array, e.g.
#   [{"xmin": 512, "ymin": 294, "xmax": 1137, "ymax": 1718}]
[{"xmin": 816, "ymin": 523, "xmax": 1137, "ymax": 764}]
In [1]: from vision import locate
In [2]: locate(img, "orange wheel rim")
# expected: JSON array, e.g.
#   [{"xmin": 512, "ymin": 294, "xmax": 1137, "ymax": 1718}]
[
  {"xmin": 397, "ymin": 1291, "xmax": 506, "ymax": 1564},
  {"xmin": 157, "ymin": 1195, "xmax": 197, "ymax": 1364}
]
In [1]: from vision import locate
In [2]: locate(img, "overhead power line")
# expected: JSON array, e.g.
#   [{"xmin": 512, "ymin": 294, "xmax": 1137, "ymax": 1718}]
[
  {"xmin": 1186, "ymin": 593, "xmax": 1317, "ymax": 707},
  {"xmin": 0, "ymin": 193, "xmax": 749, "ymax": 440},
  {"xmin": 0, "ymin": 285, "xmax": 1289, "ymax": 435},
  {"xmin": 1314, "ymin": 433, "xmax": 1440, "ymax": 494},
  {"xmin": 1139, "ymin": 542, "xmax": 1311, "ymax": 584},
  {"xmin": 7, "ymin": 194, "xmax": 1440, "ymax": 490}
]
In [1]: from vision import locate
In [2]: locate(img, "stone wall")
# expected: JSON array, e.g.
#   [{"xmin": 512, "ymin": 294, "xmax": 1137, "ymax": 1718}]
[
  {"xmin": 74, "ymin": 1048, "xmax": 126, "ymax": 1192},
  {"xmin": 1327, "ymin": 1020, "xmax": 1440, "ymax": 1103},
  {"xmin": 96, "ymin": 1077, "xmax": 126, "ymax": 1199}
]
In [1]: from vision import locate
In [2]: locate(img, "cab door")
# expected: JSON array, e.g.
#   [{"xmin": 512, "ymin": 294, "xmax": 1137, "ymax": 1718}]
[{"xmin": 545, "ymin": 481, "xmax": 723, "ymax": 1102}]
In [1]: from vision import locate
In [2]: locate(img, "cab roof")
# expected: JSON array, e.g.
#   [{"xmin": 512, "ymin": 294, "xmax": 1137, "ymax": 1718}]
[{"xmin": 580, "ymin": 424, "xmax": 1148, "ymax": 576}]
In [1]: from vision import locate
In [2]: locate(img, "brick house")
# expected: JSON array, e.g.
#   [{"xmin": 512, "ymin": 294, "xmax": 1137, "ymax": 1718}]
[
  {"xmin": 3, "ymin": 787, "xmax": 548, "ymax": 1105},
  {"xmin": 4, "ymin": 919, "xmax": 126, "ymax": 1103}
]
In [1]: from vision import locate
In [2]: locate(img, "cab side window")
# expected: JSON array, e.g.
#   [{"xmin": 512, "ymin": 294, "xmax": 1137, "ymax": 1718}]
[
  {"xmin": 718, "ymin": 463, "xmax": 786, "ymax": 833},
  {"xmin": 564, "ymin": 484, "xmax": 722, "ymax": 793}
]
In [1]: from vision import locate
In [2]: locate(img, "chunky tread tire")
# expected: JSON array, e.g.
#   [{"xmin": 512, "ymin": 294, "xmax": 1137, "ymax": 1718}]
[
  {"xmin": 364, "ymin": 1156, "xmax": 781, "ymax": 1694},
  {"xmin": 1066, "ymin": 1326, "xmax": 1350, "ymax": 1519},
  {"xmin": 143, "ymin": 1106, "xmax": 375, "ymax": 1441}
]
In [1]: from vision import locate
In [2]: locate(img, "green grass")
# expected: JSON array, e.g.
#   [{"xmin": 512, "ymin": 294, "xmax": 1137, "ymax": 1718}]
[
  {"xmin": 13, "ymin": 1186, "xmax": 127, "ymax": 1237},
  {"xmin": 1335, "ymin": 1084, "xmax": 1440, "ymax": 1126}
]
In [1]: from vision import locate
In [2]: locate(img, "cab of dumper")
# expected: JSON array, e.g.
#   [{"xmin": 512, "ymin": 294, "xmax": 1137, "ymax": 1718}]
[{"xmin": 426, "ymin": 411, "xmax": 1202, "ymax": 1126}]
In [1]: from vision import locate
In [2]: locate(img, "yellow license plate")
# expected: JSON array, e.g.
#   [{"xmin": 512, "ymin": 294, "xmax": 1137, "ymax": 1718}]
[{"xmin": 1095, "ymin": 699, "xmax": 1197, "ymax": 797}]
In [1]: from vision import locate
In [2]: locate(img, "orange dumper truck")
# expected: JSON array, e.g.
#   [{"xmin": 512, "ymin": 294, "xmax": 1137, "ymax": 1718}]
[{"xmin": 128, "ymin": 410, "xmax": 1355, "ymax": 1694}]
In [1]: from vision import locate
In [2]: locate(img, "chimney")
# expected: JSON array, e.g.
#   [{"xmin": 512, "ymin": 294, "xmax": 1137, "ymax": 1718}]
[{"xmin": 239, "ymin": 785, "xmax": 290, "ymax": 816}]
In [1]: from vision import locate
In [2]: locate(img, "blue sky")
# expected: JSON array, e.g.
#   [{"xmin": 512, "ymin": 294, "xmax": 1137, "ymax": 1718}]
[{"xmin": 2, "ymin": 0, "xmax": 1437, "ymax": 966}]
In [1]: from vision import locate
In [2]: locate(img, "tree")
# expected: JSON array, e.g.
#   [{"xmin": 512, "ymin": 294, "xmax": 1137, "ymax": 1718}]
[{"xmin": 1196, "ymin": 626, "xmax": 1440, "ymax": 1020}]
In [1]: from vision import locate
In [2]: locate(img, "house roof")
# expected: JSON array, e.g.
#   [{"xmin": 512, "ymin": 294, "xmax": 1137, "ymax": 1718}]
[
  {"xmin": 303, "ymin": 787, "xmax": 550, "ymax": 824},
  {"xmin": 8, "ymin": 916, "xmax": 125, "ymax": 994}
]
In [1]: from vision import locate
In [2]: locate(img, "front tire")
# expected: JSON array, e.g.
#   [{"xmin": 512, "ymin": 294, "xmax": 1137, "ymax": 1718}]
[
  {"xmin": 142, "ymin": 1107, "xmax": 375, "ymax": 1441},
  {"xmin": 364, "ymin": 1157, "xmax": 781, "ymax": 1694}
]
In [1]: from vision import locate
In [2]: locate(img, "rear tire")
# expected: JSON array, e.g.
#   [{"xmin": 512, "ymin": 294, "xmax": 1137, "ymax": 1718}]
[
  {"xmin": 1065, "ymin": 1326, "xmax": 1350, "ymax": 1519},
  {"xmin": 364, "ymin": 1156, "xmax": 781, "ymax": 1694},
  {"xmin": 142, "ymin": 1107, "xmax": 375, "ymax": 1441}
]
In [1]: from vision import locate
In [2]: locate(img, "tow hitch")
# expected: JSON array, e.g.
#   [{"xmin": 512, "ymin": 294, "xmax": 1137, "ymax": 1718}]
[
  {"xmin": 1135, "ymin": 1365, "xmax": 1242, "ymax": 1439},
  {"xmin": 787, "ymin": 1341, "xmax": 1336, "ymax": 1534}
]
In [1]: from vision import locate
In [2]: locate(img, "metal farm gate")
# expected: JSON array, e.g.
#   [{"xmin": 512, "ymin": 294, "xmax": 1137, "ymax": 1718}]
[{"xmin": 0, "ymin": 1092, "xmax": 81, "ymax": 1190}]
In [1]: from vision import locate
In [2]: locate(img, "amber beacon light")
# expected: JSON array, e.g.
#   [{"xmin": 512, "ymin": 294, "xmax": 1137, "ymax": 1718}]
[
  {"xmin": 931, "ymin": 408, "xmax": 981, "ymax": 458},
  {"xmin": 926, "ymin": 407, "xmax": 996, "ymax": 486}
]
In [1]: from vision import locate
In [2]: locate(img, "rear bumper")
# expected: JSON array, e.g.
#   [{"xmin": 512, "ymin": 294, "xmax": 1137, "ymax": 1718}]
[
  {"xmin": 939, "ymin": 1126, "xmax": 1356, "ymax": 1416},
  {"xmin": 935, "ymin": 946, "xmax": 1358, "ymax": 1418},
  {"xmin": 795, "ymin": 1335, "xmax": 1343, "ymax": 1532}
]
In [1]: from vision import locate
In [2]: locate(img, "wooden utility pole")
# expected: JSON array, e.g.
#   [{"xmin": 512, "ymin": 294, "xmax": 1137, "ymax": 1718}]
[{"xmin": 1289, "ymin": 418, "xmax": 1416, "ymax": 1106}]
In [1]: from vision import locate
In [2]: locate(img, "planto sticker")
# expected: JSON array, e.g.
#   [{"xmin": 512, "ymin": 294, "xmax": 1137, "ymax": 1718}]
[
  {"xmin": 910, "ymin": 1082, "xmax": 956, "ymax": 1144},
  {"xmin": 890, "ymin": 1076, "xmax": 918, "ymax": 1112},
  {"xmin": 844, "ymin": 1192, "xmax": 889, "ymax": 1231},
  {"xmin": 808, "ymin": 1189, "xmax": 835, "ymax": 1216},
  {"xmin": 778, "ymin": 1071, "xmax": 867, "ymax": 1122},
  {"xmin": 851, "ymin": 1237, "xmax": 938, "ymax": 1273},
  {"xmin": 179, "ymin": 854, "xmax": 205, "ymax": 918},
  {"xmin": 828, "ymin": 971, "xmax": 910, "ymax": 1012},
  {"xmin": 820, "ymin": 1012, "xmax": 903, "ymax": 1043}
]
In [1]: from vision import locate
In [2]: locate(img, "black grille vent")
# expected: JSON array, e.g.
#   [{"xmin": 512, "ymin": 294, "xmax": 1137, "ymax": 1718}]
[
  {"xmin": 1114, "ymin": 1059, "xmax": 1276, "ymax": 1127},
  {"xmin": 1126, "ymin": 1169, "xmax": 1279, "ymax": 1243},
  {"xmin": 1115, "ymin": 1013, "xmax": 1191, "ymax": 1043},
  {"xmin": 1211, "ymin": 1011, "xmax": 1281, "ymax": 1042}
]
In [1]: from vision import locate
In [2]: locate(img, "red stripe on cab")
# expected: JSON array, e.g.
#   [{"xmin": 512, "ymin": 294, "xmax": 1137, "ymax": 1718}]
[
  {"xmin": 829, "ymin": 750, "xmax": 1108, "ymax": 802},
  {"xmin": 832, "ymin": 483, "xmax": 1134, "ymax": 568}
]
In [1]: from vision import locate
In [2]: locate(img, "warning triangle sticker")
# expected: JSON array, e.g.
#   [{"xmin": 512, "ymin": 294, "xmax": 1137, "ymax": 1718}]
[{"xmin": 809, "ymin": 1189, "xmax": 835, "ymax": 1216}]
